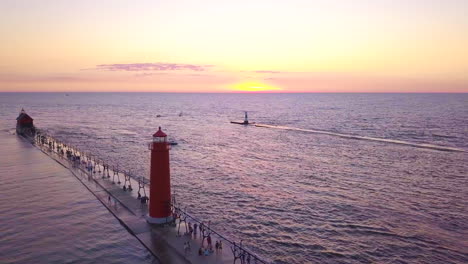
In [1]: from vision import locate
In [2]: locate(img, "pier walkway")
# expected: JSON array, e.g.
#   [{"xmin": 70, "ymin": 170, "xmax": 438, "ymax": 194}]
[
  {"xmin": 3, "ymin": 131, "xmax": 257, "ymax": 264},
  {"xmin": 0, "ymin": 131, "xmax": 160, "ymax": 263}
]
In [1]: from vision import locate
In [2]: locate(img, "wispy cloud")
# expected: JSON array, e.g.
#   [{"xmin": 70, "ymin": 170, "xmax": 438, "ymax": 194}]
[
  {"xmin": 95, "ymin": 63, "xmax": 212, "ymax": 72},
  {"xmin": 253, "ymin": 70, "xmax": 282, "ymax": 74},
  {"xmin": 133, "ymin": 72, "xmax": 168, "ymax": 78}
]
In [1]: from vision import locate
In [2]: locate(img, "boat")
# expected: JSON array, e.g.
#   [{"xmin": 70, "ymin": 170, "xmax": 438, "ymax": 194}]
[{"xmin": 230, "ymin": 111, "xmax": 254, "ymax": 125}]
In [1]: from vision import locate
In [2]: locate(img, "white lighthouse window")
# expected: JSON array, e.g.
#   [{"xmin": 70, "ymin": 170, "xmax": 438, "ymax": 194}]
[{"xmin": 153, "ymin": 137, "xmax": 167, "ymax": 143}]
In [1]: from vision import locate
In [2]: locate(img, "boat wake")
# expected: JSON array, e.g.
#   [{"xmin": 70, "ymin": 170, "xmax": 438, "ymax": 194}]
[{"xmin": 255, "ymin": 124, "xmax": 465, "ymax": 153}]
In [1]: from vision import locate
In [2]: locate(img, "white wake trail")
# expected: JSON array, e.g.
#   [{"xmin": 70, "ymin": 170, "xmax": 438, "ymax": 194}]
[{"xmin": 255, "ymin": 124, "xmax": 465, "ymax": 153}]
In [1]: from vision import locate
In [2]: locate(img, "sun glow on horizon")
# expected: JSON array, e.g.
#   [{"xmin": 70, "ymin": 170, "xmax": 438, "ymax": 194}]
[{"xmin": 230, "ymin": 81, "xmax": 282, "ymax": 92}]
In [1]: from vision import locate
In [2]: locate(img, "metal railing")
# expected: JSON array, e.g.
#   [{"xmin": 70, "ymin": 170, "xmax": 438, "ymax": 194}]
[{"xmin": 34, "ymin": 129, "xmax": 270, "ymax": 264}]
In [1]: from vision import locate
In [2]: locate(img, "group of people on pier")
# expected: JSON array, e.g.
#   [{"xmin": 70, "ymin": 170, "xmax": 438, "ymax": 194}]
[{"xmin": 34, "ymin": 131, "xmax": 268, "ymax": 264}]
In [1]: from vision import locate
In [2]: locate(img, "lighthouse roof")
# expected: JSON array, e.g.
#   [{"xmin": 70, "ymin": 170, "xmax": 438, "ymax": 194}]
[
  {"xmin": 153, "ymin": 127, "xmax": 167, "ymax": 137},
  {"xmin": 16, "ymin": 109, "xmax": 33, "ymax": 121}
]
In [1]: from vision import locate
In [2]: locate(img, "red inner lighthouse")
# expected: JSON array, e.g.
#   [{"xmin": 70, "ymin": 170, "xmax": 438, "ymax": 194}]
[
  {"xmin": 16, "ymin": 108, "xmax": 34, "ymax": 127},
  {"xmin": 147, "ymin": 127, "xmax": 173, "ymax": 224}
]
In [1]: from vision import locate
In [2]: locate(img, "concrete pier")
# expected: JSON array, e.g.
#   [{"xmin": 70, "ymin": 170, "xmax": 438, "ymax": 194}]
[
  {"xmin": 0, "ymin": 131, "xmax": 157, "ymax": 263},
  {"xmin": 2, "ymin": 131, "xmax": 245, "ymax": 264}
]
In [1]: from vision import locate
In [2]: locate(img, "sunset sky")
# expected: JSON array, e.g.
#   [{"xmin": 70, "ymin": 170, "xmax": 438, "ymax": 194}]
[{"xmin": 1, "ymin": 0, "xmax": 467, "ymax": 92}]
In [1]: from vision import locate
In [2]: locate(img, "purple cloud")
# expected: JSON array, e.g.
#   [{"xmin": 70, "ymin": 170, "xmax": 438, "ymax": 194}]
[
  {"xmin": 134, "ymin": 72, "xmax": 168, "ymax": 77},
  {"xmin": 95, "ymin": 63, "xmax": 211, "ymax": 72}
]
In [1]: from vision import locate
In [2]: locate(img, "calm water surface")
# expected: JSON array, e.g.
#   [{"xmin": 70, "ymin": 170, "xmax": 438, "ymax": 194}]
[
  {"xmin": 0, "ymin": 93, "xmax": 467, "ymax": 264},
  {"xmin": 0, "ymin": 126, "xmax": 156, "ymax": 264}
]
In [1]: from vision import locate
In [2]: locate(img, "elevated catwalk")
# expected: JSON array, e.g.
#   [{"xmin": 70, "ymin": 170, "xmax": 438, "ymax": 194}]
[{"xmin": 11, "ymin": 129, "xmax": 268, "ymax": 264}]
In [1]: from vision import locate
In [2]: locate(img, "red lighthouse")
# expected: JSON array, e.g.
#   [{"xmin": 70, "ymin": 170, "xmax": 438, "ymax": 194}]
[
  {"xmin": 147, "ymin": 127, "xmax": 173, "ymax": 224},
  {"xmin": 16, "ymin": 108, "xmax": 36, "ymax": 136}
]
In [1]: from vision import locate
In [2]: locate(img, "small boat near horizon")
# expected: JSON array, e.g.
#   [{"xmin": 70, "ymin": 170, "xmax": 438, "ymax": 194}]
[{"xmin": 230, "ymin": 111, "xmax": 254, "ymax": 125}]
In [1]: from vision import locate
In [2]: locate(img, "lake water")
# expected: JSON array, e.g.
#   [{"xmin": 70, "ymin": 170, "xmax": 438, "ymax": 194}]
[
  {"xmin": 0, "ymin": 93, "xmax": 467, "ymax": 263},
  {"xmin": 0, "ymin": 121, "xmax": 156, "ymax": 264}
]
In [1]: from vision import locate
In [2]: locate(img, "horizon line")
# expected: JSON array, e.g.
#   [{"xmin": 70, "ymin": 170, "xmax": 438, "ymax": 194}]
[{"xmin": 0, "ymin": 91, "xmax": 467, "ymax": 94}]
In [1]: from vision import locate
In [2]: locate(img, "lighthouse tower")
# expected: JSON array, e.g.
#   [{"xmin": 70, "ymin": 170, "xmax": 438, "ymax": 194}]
[
  {"xmin": 147, "ymin": 127, "xmax": 173, "ymax": 224},
  {"xmin": 16, "ymin": 108, "xmax": 35, "ymax": 136}
]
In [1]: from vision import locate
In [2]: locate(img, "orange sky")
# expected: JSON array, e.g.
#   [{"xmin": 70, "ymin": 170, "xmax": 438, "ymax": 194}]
[{"xmin": 1, "ymin": 0, "xmax": 467, "ymax": 92}]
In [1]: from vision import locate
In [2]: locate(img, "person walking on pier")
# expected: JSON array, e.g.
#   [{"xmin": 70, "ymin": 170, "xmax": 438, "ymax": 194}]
[
  {"xmin": 183, "ymin": 242, "xmax": 191, "ymax": 255},
  {"xmin": 188, "ymin": 222, "xmax": 193, "ymax": 235},
  {"xmin": 207, "ymin": 234, "xmax": 212, "ymax": 249},
  {"xmin": 87, "ymin": 160, "xmax": 92, "ymax": 172}
]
